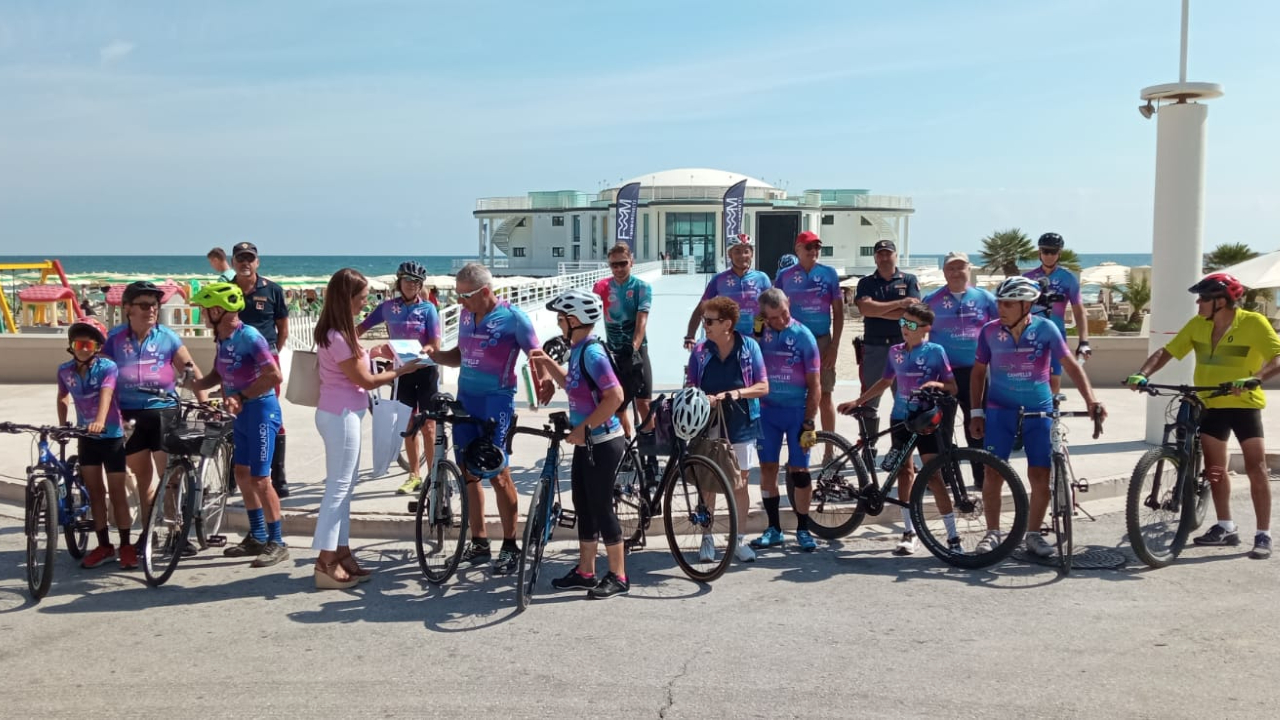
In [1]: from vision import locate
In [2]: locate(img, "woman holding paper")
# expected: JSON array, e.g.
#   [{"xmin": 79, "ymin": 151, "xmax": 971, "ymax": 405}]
[
  {"xmin": 313, "ymin": 268, "xmax": 415, "ymax": 589},
  {"xmin": 357, "ymin": 261, "xmax": 442, "ymax": 496}
]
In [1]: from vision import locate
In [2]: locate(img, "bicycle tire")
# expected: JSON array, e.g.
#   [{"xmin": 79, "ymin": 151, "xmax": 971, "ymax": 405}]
[
  {"xmin": 663, "ymin": 454, "xmax": 737, "ymax": 582},
  {"xmin": 26, "ymin": 477, "xmax": 58, "ymax": 601},
  {"xmin": 1052, "ymin": 455, "xmax": 1073, "ymax": 575},
  {"xmin": 613, "ymin": 444, "xmax": 647, "ymax": 547},
  {"xmin": 416, "ymin": 460, "xmax": 469, "ymax": 584},
  {"xmin": 1126, "ymin": 446, "xmax": 1194, "ymax": 569},
  {"xmin": 517, "ymin": 478, "xmax": 553, "ymax": 610},
  {"xmin": 196, "ymin": 441, "xmax": 232, "ymax": 548},
  {"xmin": 908, "ymin": 448, "xmax": 1028, "ymax": 569},
  {"xmin": 143, "ymin": 465, "xmax": 190, "ymax": 587},
  {"xmin": 63, "ymin": 458, "xmax": 90, "ymax": 560},
  {"xmin": 786, "ymin": 431, "xmax": 868, "ymax": 539}
]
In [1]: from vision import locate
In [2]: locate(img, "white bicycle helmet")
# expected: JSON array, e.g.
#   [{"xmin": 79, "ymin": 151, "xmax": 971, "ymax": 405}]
[
  {"xmin": 671, "ymin": 387, "xmax": 712, "ymax": 441},
  {"xmin": 726, "ymin": 233, "xmax": 753, "ymax": 249},
  {"xmin": 994, "ymin": 276, "xmax": 1042, "ymax": 303},
  {"xmin": 546, "ymin": 288, "xmax": 603, "ymax": 325}
]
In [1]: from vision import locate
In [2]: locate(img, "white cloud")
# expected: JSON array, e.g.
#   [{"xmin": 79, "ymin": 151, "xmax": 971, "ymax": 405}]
[{"xmin": 99, "ymin": 40, "xmax": 135, "ymax": 64}]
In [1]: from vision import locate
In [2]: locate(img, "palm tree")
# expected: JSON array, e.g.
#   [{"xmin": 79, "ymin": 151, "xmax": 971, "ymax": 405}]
[
  {"xmin": 1203, "ymin": 242, "xmax": 1274, "ymax": 311},
  {"xmin": 979, "ymin": 228, "xmax": 1037, "ymax": 277},
  {"xmin": 1057, "ymin": 248, "xmax": 1083, "ymax": 274},
  {"xmin": 1119, "ymin": 274, "xmax": 1152, "ymax": 325}
]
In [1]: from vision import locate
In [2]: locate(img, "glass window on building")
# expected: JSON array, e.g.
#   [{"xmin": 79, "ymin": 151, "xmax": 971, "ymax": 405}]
[
  {"xmin": 860, "ymin": 246, "xmax": 875, "ymax": 257},
  {"xmin": 664, "ymin": 212, "xmax": 717, "ymax": 274},
  {"xmin": 643, "ymin": 213, "xmax": 650, "ymax": 259},
  {"xmin": 552, "ymin": 246, "xmax": 565, "ymax": 257},
  {"xmin": 821, "ymin": 246, "xmax": 834, "ymax": 257},
  {"xmin": 552, "ymin": 216, "xmax": 564, "ymax": 226},
  {"xmin": 861, "ymin": 215, "xmax": 873, "ymax": 226},
  {"xmin": 573, "ymin": 215, "xmax": 581, "ymax": 242},
  {"xmin": 803, "ymin": 215, "xmax": 811, "ymax": 231},
  {"xmin": 512, "ymin": 247, "xmax": 526, "ymax": 257},
  {"xmin": 573, "ymin": 245, "xmax": 581, "ymax": 261},
  {"xmin": 744, "ymin": 213, "xmax": 751, "ymax": 235},
  {"xmin": 822, "ymin": 214, "xmax": 835, "ymax": 225}
]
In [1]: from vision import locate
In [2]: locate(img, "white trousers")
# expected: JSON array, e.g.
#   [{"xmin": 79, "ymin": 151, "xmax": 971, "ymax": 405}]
[{"xmin": 311, "ymin": 407, "xmax": 364, "ymax": 551}]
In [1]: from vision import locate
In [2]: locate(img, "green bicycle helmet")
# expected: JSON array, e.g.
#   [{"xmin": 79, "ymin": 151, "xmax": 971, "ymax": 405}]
[{"xmin": 190, "ymin": 282, "xmax": 245, "ymax": 312}]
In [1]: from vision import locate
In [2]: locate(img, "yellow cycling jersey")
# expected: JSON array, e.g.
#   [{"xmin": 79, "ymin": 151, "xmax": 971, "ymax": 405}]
[{"xmin": 1164, "ymin": 309, "xmax": 1280, "ymax": 409}]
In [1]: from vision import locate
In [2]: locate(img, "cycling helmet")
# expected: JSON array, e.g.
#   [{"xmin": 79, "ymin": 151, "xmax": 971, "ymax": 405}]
[
  {"xmin": 1037, "ymin": 232, "xmax": 1065, "ymax": 250},
  {"xmin": 727, "ymin": 233, "xmax": 753, "ymax": 249},
  {"xmin": 189, "ymin": 282, "xmax": 245, "ymax": 312},
  {"xmin": 67, "ymin": 318, "xmax": 108, "ymax": 345},
  {"xmin": 777, "ymin": 254, "xmax": 799, "ymax": 272},
  {"xmin": 542, "ymin": 335, "xmax": 570, "ymax": 365},
  {"xmin": 462, "ymin": 437, "xmax": 507, "ymax": 480},
  {"xmin": 122, "ymin": 281, "xmax": 164, "ymax": 304},
  {"xmin": 1189, "ymin": 273, "xmax": 1245, "ymax": 301},
  {"xmin": 905, "ymin": 396, "xmax": 944, "ymax": 435},
  {"xmin": 397, "ymin": 260, "xmax": 428, "ymax": 281},
  {"xmin": 671, "ymin": 387, "xmax": 712, "ymax": 441},
  {"xmin": 994, "ymin": 276, "xmax": 1042, "ymax": 303},
  {"xmin": 546, "ymin": 288, "xmax": 602, "ymax": 325}
]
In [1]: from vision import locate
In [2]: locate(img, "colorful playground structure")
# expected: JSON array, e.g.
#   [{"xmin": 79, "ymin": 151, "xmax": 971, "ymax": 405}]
[{"xmin": 0, "ymin": 260, "xmax": 84, "ymax": 334}]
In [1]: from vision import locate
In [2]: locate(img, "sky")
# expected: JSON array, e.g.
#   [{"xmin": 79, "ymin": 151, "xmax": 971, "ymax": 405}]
[{"xmin": 1, "ymin": 0, "xmax": 1277, "ymax": 256}]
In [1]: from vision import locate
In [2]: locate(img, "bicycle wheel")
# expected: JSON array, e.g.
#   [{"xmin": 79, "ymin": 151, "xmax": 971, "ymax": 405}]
[
  {"xmin": 909, "ymin": 448, "xmax": 1028, "ymax": 569},
  {"xmin": 195, "ymin": 441, "xmax": 232, "ymax": 548},
  {"xmin": 1052, "ymin": 455, "xmax": 1073, "ymax": 575},
  {"xmin": 416, "ymin": 460, "xmax": 469, "ymax": 583},
  {"xmin": 63, "ymin": 460, "xmax": 91, "ymax": 560},
  {"xmin": 664, "ymin": 455, "xmax": 737, "ymax": 582},
  {"xmin": 613, "ymin": 445, "xmax": 647, "ymax": 547},
  {"xmin": 26, "ymin": 477, "xmax": 58, "ymax": 601},
  {"xmin": 1126, "ymin": 447, "xmax": 1194, "ymax": 569},
  {"xmin": 786, "ymin": 431, "xmax": 868, "ymax": 539},
  {"xmin": 143, "ymin": 465, "xmax": 190, "ymax": 587},
  {"xmin": 517, "ymin": 478, "xmax": 553, "ymax": 610}
]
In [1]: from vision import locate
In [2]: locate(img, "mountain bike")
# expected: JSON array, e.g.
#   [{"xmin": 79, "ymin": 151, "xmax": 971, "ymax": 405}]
[
  {"xmin": 1125, "ymin": 381, "xmax": 1252, "ymax": 568},
  {"xmin": 0, "ymin": 422, "xmax": 98, "ymax": 601},
  {"xmin": 798, "ymin": 388, "xmax": 1029, "ymax": 569},
  {"xmin": 508, "ymin": 411, "xmax": 576, "ymax": 610},
  {"xmin": 1017, "ymin": 394, "xmax": 1104, "ymax": 574}
]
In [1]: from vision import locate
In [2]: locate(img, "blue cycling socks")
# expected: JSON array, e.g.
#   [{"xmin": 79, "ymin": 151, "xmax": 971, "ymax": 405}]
[
  {"xmin": 247, "ymin": 508, "xmax": 267, "ymax": 542},
  {"xmin": 267, "ymin": 520, "xmax": 283, "ymax": 544}
]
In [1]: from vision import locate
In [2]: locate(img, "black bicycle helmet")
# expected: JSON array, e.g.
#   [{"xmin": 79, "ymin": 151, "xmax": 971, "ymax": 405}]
[
  {"xmin": 122, "ymin": 280, "xmax": 164, "ymax": 304},
  {"xmin": 463, "ymin": 437, "xmax": 508, "ymax": 480},
  {"xmin": 542, "ymin": 335, "xmax": 570, "ymax": 365},
  {"xmin": 905, "ymin": 396, "xmax": 944, "ymax": 435},
  {"xmin": 1037, "ymin": 232, "xmax": 1064, "ymax": 250},
  {"xmin": 397, "ymin": 260, "xmax": 428, "ymax": 281}
]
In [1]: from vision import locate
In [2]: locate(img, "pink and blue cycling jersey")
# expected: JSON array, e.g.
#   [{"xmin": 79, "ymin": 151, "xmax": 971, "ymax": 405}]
[
  {"xmin": 700, "ymin": 269, "xmax": 772, "ymax": 336},
  {"xmin": 56, "ymin": 357, "xmax": 124, "ymax": 438},
  {"xmin": 774, "ymin": 263, "xmax": 841, "ymax": 337},
  {"xmin": 458, "ymin": 301, "xmax": 540, "ymax": 397},
  {"xmin": 974, "ymin": 316, "xmax": 1070, "ymax": 412},
  {"xmin": 922, "ymin": 286, "xmax": 998, "ymax": 368},
  {"xmin": 358, "ymin": 297, "xmax": 440, "ymax": 346},
  {"xmin": 1023, "ymin": 265, "xmax": 1081, "ymax": 331},
  {"xmin": 882, "ymin": 341, "xmax": 954, "ymax": 420},
  {"xmin": 757, "ymin": 319, "xmax": 820, "ymax": 409},
  {"xmin": 101, "ymin": 324, "xmax": 184, "ymax": 410},
  {"xmin": 216, "ymin": 323, "xmax": 278, "ymax": 399},
  {"xmin": 565, "ymin": 339, "xmax": 623, "ymax": 436}
]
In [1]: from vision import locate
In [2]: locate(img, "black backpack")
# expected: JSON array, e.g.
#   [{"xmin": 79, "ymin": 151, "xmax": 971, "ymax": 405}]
[{"xmin": 577, "ymin": 337, "xmax": 633, "ymax": 413}]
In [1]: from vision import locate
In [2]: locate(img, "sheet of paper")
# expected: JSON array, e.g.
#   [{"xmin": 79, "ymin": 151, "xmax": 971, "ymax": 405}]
[{"xmin": 388, "ymin": 340, "xmax": 435, "ymax": 368}]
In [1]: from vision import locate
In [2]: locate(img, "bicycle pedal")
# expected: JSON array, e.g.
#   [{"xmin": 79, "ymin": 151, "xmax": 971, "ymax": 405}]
[
  {"xmin": 557, "ymin": 508, "xmax": 577, "ymax": 529},
  {"xmin": 407, "ymin": 501, "xmax": 419, "ymax": 514},
  {"xmin": 1076, "ymin": 478, "xmax": 1090, "ymax": 492},
  {"xmin": 205, "ymin": 534, "xmax": 228, "ymax": 548}
]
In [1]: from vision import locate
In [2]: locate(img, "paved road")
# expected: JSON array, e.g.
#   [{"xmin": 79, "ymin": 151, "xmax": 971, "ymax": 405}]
[{"xmin": 2, "ymin": 481, "xmax": 1279, "ymax": 718}]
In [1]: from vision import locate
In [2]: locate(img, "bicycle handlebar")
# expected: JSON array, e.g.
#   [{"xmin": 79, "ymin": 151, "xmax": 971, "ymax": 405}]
[
  {"xmin": 0, "ymin": 422, "xmax": 102, "ymax": 442},
  {"xmin": 402, "ymin": 395, "xmax": 492, "ymax": 438},
  {"xmin": 138, "ymin": 387, "xmax": 236, "ymax": 421},
  {"xmin": 1123, "ymin": 380, "xmax": 1255, "ymax": 398}
]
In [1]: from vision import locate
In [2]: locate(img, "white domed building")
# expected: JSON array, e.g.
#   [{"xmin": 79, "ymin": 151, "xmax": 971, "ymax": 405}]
[{"xmin": 471, "ymin": 168, "xmax": 913, "ymax": 277}]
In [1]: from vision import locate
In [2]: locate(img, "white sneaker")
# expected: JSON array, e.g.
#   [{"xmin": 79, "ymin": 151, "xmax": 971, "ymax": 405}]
[
  {"xmin": 1024, "ymin": 532, "xmax": 1055, "ymax": 558},
  {"xmin": 698, "ymin": 534, "xmax": 717, "ymax": 562},
  {"xmin": 975, "ymin": 530, "xmax": 1003, "ymax": 555},
  {"xmin": 734, "ymin": 535, "xmax": 756, "ymax": 563},
  {"xmin": 893, "ymin": 532, "xmax": 918, "ymax": 556}
]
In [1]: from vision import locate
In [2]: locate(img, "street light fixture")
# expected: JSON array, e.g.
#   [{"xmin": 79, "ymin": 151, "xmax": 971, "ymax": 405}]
[{"xmin": 1139, "ymin": 101, "xmax": 1155, "ymax": 119}]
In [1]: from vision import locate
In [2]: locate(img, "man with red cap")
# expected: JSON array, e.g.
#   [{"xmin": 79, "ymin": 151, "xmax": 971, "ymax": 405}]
[{"xmin": 774, "ymin": 231, "xmax": 843, "ymax": 435}]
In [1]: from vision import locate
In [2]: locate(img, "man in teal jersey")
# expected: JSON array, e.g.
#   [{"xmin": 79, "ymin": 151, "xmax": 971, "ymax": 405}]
[{"xmin": 599, "ymin": 243, "xmax": 653, "ymax": 437}]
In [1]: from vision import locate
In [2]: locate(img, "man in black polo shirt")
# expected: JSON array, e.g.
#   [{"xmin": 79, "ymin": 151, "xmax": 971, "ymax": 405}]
[
  {"xmin": 853, "ymin": 239, "xmax": 920, "ymax": 442},
  {"xmin": 231, "ymin": 241, "xmax": 292, "ymax": 498}
]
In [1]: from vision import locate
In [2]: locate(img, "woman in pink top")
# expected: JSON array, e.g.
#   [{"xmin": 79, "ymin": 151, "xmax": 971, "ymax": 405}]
[{"xmin": 311, "ymin": 268, "xmax": 413, "ymax": 589}]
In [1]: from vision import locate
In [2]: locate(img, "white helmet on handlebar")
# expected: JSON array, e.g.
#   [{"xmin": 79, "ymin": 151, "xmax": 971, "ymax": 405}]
[{"xmin": 671, "ymin": 387, "xmax": 712, "ymax": 441}]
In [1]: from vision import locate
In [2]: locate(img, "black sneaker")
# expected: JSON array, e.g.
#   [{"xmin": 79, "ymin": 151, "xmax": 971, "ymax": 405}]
[
  {"xmin": 249, "ymin": 541, "xmax": 290, "ymax": 568},
  {"xmin": 461, "ymin": 542, "xmax": 492, "ymax": 566},
  {"xmin": 1193, "ymin": 524, "xmax": 1241, "ymax": 547},
  {"xmin": 493, "ymin": 548, "xmax": 518, "ymax": 576},
  {"xmin": 180, "ymin": 539, "xmax": 199, "ymax": 558},
  {"xmin": 551, "ymin": 566, "xmax": 598, "ymax": 590},
  {"xmin": 223, "ymin": 535, "xmax": 266, "ymax": 558},
  {"xmin": 587, "ymin": 572, "xmax": 629, "ymax": 600},
  {"xmin": 1249, "ymin": 533, "xmax": 1272, "ymax": 560}
]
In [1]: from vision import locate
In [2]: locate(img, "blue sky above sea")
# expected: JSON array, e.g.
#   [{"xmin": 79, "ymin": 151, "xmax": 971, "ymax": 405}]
[{"xmin": 1, "ymin": 1, "xmax": 1277, "ymax": 257}]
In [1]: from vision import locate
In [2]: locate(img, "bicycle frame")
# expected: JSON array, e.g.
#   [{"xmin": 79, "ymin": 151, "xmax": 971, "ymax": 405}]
[{"xmin": 841, "ymin": 406, "xmax": 969, "ymax": 516}]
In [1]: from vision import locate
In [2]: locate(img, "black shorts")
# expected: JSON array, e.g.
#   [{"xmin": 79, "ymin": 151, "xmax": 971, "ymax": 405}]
[
  {"xmin": 1200, "ymin": 408, "xmax": 1264, "ymax": 443},
  {"xmin": 396, "ymin": 366, "xmax": 440, "ymax": 413},
  {"xmin": 121, "ymin": 407, "xmax": 179, "ymax": 455},
  {"xmin": 892, "ymin": 425, "xmax": 941, "ymax": 457},
  {"xmin": 77, "ymin": 436, "xmax": 127, "ymax": 473},
  {"xmin": 615, "ymin": 345, "xmax": 653, "ymax": 403}
]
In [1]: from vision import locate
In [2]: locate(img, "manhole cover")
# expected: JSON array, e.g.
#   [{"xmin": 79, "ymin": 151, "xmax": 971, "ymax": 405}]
[{"xmin": 1010, "ymin": 545, "xmax": 1128, "ymax": 570}]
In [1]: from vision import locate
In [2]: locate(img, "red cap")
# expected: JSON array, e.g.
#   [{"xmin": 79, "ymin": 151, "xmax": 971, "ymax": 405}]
[{"xmin": 796, "ymin": 231, "xmax": 822, "ymax": 245}]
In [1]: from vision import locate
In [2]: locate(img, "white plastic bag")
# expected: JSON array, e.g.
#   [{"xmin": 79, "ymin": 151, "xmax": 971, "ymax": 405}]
[{"xmin": 370, "ymin": 385, "xmax": 412, "ymax": 478}]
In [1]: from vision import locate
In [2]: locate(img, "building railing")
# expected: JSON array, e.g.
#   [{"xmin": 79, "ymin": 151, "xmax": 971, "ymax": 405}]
[
  {"xmin": 475, "ymin": 188, "xmax": 911, "ymax": 211},
  {"xmin": 451, "ymin": 257, "xmax": 511, "ymax": 270},
  {"xmin": 557, "ymin": 261, "xmax": 608, "ymax": 274},
  {"xmin": 662, "ymin": 257, "xmax": 698, "ymax": 275}
]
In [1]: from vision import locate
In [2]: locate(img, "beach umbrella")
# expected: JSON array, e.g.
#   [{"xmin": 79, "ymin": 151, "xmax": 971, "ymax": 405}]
[
  {"xmin": 1080, "ymin": 262, "xmax": 1130, "ymax": 285},
  {"xmin": 1212, "ymin": 250, "xmax": 1280, "ymax": 289}
]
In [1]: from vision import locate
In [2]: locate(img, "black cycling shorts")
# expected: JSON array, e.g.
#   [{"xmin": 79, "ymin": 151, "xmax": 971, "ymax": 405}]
[
  {"xmin": 615, "ymin": 345, "xmax": 653, "ymax": 403},
  {"xmin": 77, "ymin": 436, "xmax": 127, "ymax": 473},
  {"xmin": 121, "ymin": 407, "xmax": 179, "ymax": 455},
  {"xmin": 1200, "ymin": 408, "xmax": 1264, "ymax": 443},
  {"xmin": 396, "ymin": 366, "xmax": 440, "ymax": 413},
  {"xmin": 891, "ymin": 425, "xmax": 941, "ymax": 458}
]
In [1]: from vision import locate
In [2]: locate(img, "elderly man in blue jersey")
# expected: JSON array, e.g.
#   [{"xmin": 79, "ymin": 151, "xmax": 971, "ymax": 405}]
[
  {"xmin": 750, "ymin": 288, "xmax": 822, "ymax": 553},
  {"xmin": 1024, "ymin": 232, "xmax": 1090, "ymax": 394},
  {"xmin": 923, "ymin": 252, "xmax": 998, "ymax": 489},
  {"xmin": 970, "ymin": 277, "xmax": 1105, "ymax": 558},
  {"xmin": 685, "ymin": 233, "xmax": 772, "ymax": 345},
  {"xmin": 774, "ymin": 231, "xmax": 843, "ymax": 436},
  {"xmin": 599, "ymin": 243, "xmax": 653, "ymax": 437}
]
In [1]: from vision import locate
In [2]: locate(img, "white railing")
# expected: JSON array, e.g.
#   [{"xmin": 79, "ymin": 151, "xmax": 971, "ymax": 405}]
[
  {"xmin": 662, "ymin": 257, "xmax": 698, "ymax": 275},
  {"xmin": 557, "ymin": 261, "xmax": 608, "ymax": 274},
  {"xmin": 451, "ymin": 257, "xmax": 511, "ymax": 271}
]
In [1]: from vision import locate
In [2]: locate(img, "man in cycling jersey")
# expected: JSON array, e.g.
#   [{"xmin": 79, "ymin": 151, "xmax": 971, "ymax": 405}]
[
  {"xmin": 776, "ymin": 231, "xmax": 843, "ymax": 435},
  {"xmin": 685, "ymin": 233, "xmax": 773, "ymax": 344},
  {"xmin": 426, "ymin": 263, "xmax": 553, "ymax": 575},
  {"xmin": 1126, "ymin": 273, "xmax": 1280, "ymax": 559},
  {"xmin": 970, "ymin": 277, "xmax": 1105, "ymax": 558},
  {"xmin": 1024, "ymin": 232, "xmax": 1089, "ymax": 394},
  {"xmin": 599, "ymin": 244, "xmax": 653, "ymax": 437}
]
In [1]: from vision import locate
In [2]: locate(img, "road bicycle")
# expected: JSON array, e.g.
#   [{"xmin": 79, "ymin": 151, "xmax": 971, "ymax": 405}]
[{"xmin": 508, "ymin": 411, "xmax": 576, "ymax": 610}]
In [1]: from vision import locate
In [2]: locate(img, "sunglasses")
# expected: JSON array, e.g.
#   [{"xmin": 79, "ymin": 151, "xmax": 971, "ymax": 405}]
[
  {"xmin": 71, "ymin": 339, "xmax": 100, "ymax": 353},
  {"xmin": 609, "ymin": 260, "xmax": 630, "ymax": 268},
  {"xmin": 234, "ymin": 254, "xmax": 256, "ymax": 262},
  {"xmin": 702, "ymin": 316, "xmax": 725, "ymax": 325},
  {"xmin": 132, "ymin": 301, "xmax": 159, "ymax": 310},
  {"xmin": 1039, "ymin": 247, "xmax": 1060, "ymax": 255},
  {"xmin": 899, "ymin": 317, "xmax": 929, "ymax": 331},
  {"xmin": 456, "ymin": 288, "xmax": 484, "ymax": 300}
]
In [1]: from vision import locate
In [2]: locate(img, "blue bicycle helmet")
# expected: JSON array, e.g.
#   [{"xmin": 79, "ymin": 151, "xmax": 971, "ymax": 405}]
[{"xmin": 777, "ymin": 254, "xmax": 799, "ymax": 272}]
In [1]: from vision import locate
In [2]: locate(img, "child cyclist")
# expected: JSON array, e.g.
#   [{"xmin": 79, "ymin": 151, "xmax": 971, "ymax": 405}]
[
  {"xmin": 187, "ymin": 282, "xmax": 289, "ymax": 568},
  {"xmin": 838, "ymin": 302, "xmax": 959, "ymax": 555},
  {"xmin": 57, "ymin": 318, "xmax": 133, "ymax": 569}
]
